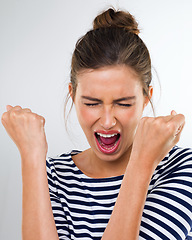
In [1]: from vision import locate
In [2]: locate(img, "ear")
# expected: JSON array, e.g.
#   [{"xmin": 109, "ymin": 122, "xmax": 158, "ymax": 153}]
[
  {"xmin": 68, "ymin": 83, "xmax": 74, "ymax": 102},
  {"xmin": 144, "ymin": 86, "xmax": 153, "ymax": 108}
]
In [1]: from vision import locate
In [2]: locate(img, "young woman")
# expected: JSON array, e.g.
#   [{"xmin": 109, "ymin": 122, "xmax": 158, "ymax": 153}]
[{"xmin": 1, "ymin": 8, "xmax": 192, "ymax": 240}]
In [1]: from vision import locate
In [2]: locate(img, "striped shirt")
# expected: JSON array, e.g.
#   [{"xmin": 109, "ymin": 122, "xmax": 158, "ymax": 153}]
[{"xmin": 46, "ymin": 146, "xmax": 192, "ymax": 239}]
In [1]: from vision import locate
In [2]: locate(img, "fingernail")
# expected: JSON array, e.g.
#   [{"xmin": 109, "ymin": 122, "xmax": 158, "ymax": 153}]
[
  {"xmin": 175, "ymin": 126, "xmax": 182, "ymax": 136},
  {"xmin": 171, "ymin": 110, "xmax": 177, "ymax": 116}
]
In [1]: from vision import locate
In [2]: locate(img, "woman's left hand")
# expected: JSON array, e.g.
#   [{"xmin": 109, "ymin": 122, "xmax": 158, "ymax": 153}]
[{"xmin": 130, "ymin": 110, "xmax": 185, "ymax": 173}]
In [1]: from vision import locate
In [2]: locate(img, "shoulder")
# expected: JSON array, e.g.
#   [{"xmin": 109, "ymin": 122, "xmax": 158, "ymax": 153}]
[
  {"xmin": 168, "ymin": 145, "xmax": 192, "ymax": 162},
  {"xmin": 164, "ymin": 145, "xmax": 192, "ymax": 173},
  {"xmin": 47, "ymin": 150, "xmax": 81, "ymax": 165},
  {"xmin": 149, "ymin": 146, "xmax": 192, "ymax": 191},
  {"xmin": 164, "ymin": 145, "xmax": 192, "ymax": 172},
  {"xmin": 157, "ymin": 145, "xmax": 192, "ymax": 173},
  {"xmin": 46, "ymin": 150, "xmax": 82, "ymax": 178}
]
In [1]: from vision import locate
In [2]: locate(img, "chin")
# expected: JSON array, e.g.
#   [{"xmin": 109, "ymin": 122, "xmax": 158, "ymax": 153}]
[{"xmin": 94, "ymin": 147, "xmax": 127, "ymax": 162}]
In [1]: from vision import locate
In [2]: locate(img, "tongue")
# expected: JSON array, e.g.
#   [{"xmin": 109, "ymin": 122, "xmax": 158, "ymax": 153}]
[{"xmin": 100, "ymin": 135, "xmax": 118, "ymax": 145}]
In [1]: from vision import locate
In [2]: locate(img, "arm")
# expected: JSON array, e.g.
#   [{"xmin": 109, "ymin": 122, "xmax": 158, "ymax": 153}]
[
  {"xmin": 21, "ymin": 155, "xmax": 58, "ymax": 240},
  {"xmin": 140, "ymin": 147, "xmax": 192, "ymax": 239},
  {"xmin": 102, "ymin": 112, "xmax": 185, "ymax": 240},
  {"xmin": 102, "ymin": 156, "xmax": 153, "ymax": 240},
  {"xmin": 1, "ymin": 106, "xmax": 59, "ymax": 240}
]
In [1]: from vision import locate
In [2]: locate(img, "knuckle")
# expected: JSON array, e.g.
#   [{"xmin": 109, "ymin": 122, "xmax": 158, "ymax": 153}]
[
  {"xmin": 153, "ymin": 118, "xmax": 164, "ymax": 128},
  {"xmin": 40, "ymin": 116, "xmax": 45, "ymax": 123},
  {"xmin": 179, "ymin": 114, "xmax": 185, "ymax": 122},
  {"xmin": 1, "ymin": 112, "xmax": 7, "ymax": 120},
  {"xmin": 141, "ymin": 117, "xmax": 148, "ymax": 124},
  {"xmin": 141, "ymin": 117, "xmax": 148, "ymax": 122},
  {"xmin": 29, "ymin": 113, "xmax": 44, "ymax": 124},
  {"xmin": 9, "ymin": 109, "xmax": 30, "ymax": 122},
  {"xmin": 23, "ymin": 108, "xmax": 32, "ymax": 113},
  {"xmin": 166, "ymin": 122, "xmax": 177, "ymax": 134},
  {"xmin": 28, "ymin": 113, "xmax": 38, "ymax": 122},
  {"xmin": 178, "ymin": 113, "xmax": 185, "ymax": 118},
  {"xmin": 38, "ymin": 115, "xmax": 45, "ymax": 126},
  {"xmin": 9, "ymin": 110, "xmax": 18, "ymax": 119},
  {"xmin": 140, "ymin": 117, "xmax": 153, "ymax": 124},
  {"xmin": 1, "ymin": 112, "xmax": 7, "ymax": 123},
  {"xmin": 14, "ymin": 105, "xmax": 22, "ymax": 110}
]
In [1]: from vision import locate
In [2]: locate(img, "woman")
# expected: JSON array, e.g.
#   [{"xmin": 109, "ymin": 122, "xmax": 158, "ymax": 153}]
[{"xmin": 1, "ymin": 8, "xmax": 192, "ymax": 240}]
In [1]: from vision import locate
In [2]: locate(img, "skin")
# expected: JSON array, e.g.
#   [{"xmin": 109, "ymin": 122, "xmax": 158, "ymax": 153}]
[
  {"xmin": 70, "ymin": 65, "xmax": 152, "ymax": 178},
  {"xmin": 1, "ymin": 105, "xmax": 58, "ymax": 240},
  {"xmin": 1, "ymin": 65, "xmax": 185, "ymax": 239}
]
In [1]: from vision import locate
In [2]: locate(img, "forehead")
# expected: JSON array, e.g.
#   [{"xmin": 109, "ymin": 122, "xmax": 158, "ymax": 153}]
[{"xmin": 76, "ymin": 65, "xmax": 142, "ymax": 96}]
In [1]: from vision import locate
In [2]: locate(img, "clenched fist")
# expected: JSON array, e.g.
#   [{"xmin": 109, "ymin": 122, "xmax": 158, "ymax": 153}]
[
  {"xmin": 1, "ymin": 105, "xmax": 48, "ymax": 160},
  {"xmin": 131, "ymin": 110, "xmax": 185, "ymax": 172}
]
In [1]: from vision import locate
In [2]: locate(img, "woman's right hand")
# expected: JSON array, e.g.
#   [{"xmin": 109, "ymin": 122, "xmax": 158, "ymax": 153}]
[
  {"xmin": 1, "ymin": 105, "xmax": 48, "ymax": 160},
  {"xmin": 1, "ymin": 106, "xmax": 59, "ymax": 240},
  {"xmin": 130, "ymin": 110, "xmax": 185, "ymax": 173}
]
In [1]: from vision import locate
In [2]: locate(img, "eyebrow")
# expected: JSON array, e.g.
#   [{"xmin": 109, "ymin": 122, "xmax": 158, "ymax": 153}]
[
  {"xmin": 114, "ymin": 96, "xmax": 136, "ymax": 102},
  {"xmin": 81, "ymin": 96, "xmax": 136, "ymax": 102},
  {"xmin": 81, "ymin": 96, "xmax": 102, "ymax": 102}
]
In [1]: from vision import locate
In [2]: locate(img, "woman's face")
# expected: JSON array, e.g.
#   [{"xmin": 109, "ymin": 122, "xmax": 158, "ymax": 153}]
[{"xmin": 70, "ymin": 65, "xmax": 151, "ymax": 162}]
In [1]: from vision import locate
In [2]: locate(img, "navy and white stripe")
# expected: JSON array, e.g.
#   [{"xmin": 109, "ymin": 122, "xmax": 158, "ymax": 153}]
[{"xmin": 46, "ymin": 146, "xmax": 192, "ymax": 239}]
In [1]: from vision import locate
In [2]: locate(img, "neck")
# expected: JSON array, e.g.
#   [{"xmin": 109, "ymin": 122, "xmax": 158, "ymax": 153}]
[{"xmin": 88, "ymin": 147, "xmax": 132, "ymax": 178}]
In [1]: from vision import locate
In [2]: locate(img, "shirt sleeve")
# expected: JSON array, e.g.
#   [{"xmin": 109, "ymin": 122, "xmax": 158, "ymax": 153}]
[
  {"xmin": 46, "ymin": 157, "xmax": 71, "ymax": 240},
  {"xmin": 139, "ymin": 147, "xmax": 192, "ymax": 240}
]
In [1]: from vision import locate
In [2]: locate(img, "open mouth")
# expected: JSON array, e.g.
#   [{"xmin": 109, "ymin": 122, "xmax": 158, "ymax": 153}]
[{"xmin": 94, "ymin": 132, "xmax": 121, "ymax": 154}]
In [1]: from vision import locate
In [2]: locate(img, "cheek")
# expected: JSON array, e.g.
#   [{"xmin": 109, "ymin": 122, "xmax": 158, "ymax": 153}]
[
  {"xmin": 116, "ymin": 106, "xmax": 143, "ymax": 127},
  {"xmin": 76, "ymin": 106, "xmax": 99, "ymax": 127}
]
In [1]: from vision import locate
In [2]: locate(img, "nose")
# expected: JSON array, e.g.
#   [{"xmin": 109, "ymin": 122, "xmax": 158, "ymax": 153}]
[{"xmin": 99, "ymin": 106, "xmax": 116, "ymax": 130}]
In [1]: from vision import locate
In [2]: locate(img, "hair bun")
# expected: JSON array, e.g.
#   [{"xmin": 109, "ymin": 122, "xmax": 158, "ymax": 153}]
[{"xmin": 93, "ymin": 8, "xmax": 140, "ymax": 35}]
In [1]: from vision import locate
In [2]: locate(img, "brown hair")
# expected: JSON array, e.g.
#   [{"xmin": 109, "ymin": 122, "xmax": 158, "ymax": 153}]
[{"xmin": 65, "ymin": 8, "xmax": 153, "ymax": 122}]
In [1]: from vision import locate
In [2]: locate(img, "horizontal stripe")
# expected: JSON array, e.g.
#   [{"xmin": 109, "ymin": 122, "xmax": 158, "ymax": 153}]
[{"xmin": 47, "ymin": 146, "xmax": 192, "ymax": 239}]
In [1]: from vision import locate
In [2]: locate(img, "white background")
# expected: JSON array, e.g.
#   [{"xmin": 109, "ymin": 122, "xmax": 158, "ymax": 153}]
[{"xmin": 0, "ymin": 0, "xmax": 192, "ymax": 239}]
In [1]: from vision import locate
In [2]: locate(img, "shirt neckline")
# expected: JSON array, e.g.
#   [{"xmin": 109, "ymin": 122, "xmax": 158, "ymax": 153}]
[{"xmin": 70, "ymin": 150, "xmax": 124, "ymax": 181}]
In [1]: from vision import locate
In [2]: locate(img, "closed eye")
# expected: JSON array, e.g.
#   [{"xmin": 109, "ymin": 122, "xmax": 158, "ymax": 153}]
[
  {"xmin": 117, "ymin": 103, "xmax": 132, "ymax": 107},
  {"xmin": 84, "ymin": 103, "xmax": 132, "ymax": 107},
  {"xmin": 84, "ymin": 103, "xmax": 99, "ymax": 107}
]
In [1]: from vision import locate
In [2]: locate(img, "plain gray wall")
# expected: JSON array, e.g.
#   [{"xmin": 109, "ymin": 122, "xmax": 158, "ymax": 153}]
[{"xmin": 1, "ymin": 0, "xmax": 192, "ymax": 239}]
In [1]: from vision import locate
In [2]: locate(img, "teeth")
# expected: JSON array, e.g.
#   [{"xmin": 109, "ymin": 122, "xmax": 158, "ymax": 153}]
[{"xmin": 97, "ymin": 133, "xmax": 118, "ymax": 138}]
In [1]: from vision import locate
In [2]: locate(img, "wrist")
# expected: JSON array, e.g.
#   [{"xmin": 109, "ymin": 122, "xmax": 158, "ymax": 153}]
[
  {"xmin": 21, "ymin": 157, "xmax": 47, "ymax": 190},
  {"xmin": 21, "ymin": 152, "xmax": 47, "ymax": 176},
  {"xmin": 127, "ymin": 152, "xmax": 155, "ymax": 181}
]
